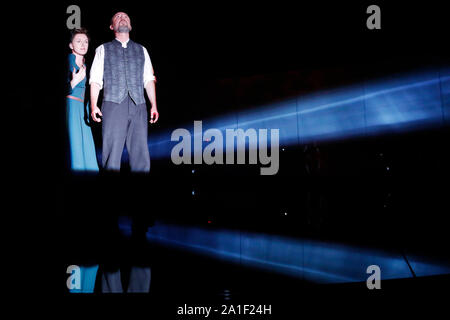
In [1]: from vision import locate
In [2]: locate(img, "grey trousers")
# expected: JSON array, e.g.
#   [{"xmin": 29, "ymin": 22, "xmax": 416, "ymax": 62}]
[
  {"xmin": 101, "ymin": 266, "xmax": 151, "ymax": 293},
  {"xmin": 101, "ymin": 95, "xmax": 150, "ymax": 172},
  {"xmin": 99, "ymin": 217, "xmax": 153, "ymax": 293}
]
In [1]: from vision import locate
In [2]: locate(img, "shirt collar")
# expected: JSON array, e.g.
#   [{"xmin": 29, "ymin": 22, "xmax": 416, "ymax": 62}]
[{"xmin": 115, "ymin": 38, "xmax": 130, "ymax": 48}]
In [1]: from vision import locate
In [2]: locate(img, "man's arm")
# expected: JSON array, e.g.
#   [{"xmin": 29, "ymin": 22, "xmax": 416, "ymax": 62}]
[
  {"xmin": 89, "ymin": 45, "xmax": 104, "ymax": 122},
  {"xmin": 90, "ymin": 82, "xmax": 103, "ymax": 122},
  {"xmin": 145, "ymin": 80, "xmax": 158, "ymax": 123},
  {"xmin": 143, "ymin": 47, "xmax": 158, "ymax": 123}
]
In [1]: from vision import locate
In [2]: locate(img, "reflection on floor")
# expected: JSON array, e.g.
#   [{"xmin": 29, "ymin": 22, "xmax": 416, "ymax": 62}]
[{"xmin": 118, "ymin": 218, "xmax": 450, "ymax": 285}]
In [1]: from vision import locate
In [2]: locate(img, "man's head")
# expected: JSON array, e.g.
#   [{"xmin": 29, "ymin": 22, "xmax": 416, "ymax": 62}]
[{"xmin": 110, "ymin": 12, "xmax": 132, "ymax": 33}]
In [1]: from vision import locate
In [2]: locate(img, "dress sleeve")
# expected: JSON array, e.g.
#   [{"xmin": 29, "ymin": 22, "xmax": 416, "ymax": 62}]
[{"xmin": 67, "ymin": 54, "xmax": 77, "ymax": 95}]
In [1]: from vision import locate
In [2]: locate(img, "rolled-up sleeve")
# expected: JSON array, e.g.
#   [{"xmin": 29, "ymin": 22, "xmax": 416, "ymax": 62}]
[
  {"xmin": 143, "ymin": 47, "xmax": 156, "ymax": 86},
  {"xmin": 89, "ymin": 45, "xmax": 104, "ymax": 89}
]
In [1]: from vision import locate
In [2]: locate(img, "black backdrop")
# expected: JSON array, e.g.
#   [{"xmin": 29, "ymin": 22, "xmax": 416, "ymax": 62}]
[{"xmin": 11, "ymin": 0, "xmax": 450, "ymax": 314}]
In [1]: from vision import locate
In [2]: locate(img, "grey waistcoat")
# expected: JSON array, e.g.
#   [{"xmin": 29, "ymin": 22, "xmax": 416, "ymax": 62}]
[{"xmin": 103, "ymin": 39, "xmax": 146, "ymax": 105}]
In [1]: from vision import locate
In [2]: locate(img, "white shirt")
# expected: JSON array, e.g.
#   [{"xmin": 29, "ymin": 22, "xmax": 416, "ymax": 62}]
[{"xmin": 89, "ymin": 38, "xmax": 156, "ymax": 89}]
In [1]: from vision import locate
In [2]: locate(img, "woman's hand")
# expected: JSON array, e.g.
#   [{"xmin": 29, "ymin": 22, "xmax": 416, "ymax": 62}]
[{"xmin": 70, "ymin": 66, "xmax": 86, "ymax": 89}]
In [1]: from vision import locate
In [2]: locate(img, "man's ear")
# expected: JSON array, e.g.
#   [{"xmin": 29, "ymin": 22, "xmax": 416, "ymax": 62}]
[
  {"xmin": 69, "ymin": 43, "xmax": 73, "ymax": 50},
  {"xmin": 110, "ymin": 24, "xmax": 114, "ymax": 31}
]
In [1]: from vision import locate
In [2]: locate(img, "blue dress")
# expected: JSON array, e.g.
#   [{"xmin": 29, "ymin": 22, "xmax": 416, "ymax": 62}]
[
  {"xmin": 66, "ymin": 54, "xmax": 99, "ymax": 293},
  {"xmin": 66, "ymin": 54, "xmax": 99, "ymax": 172}
]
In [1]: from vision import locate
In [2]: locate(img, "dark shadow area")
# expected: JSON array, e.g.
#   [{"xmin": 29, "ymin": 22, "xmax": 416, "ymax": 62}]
[{"xmin": 17, "ymin": 1, "xmax": 450, "ymax": 313}]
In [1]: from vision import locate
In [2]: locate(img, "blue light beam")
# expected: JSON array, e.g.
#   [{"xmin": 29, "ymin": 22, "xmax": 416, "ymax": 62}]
[
  {"xmin": 118, "ymin": 219, "xmax": 450, "ymax": 284},
  {"xmin": 147, "ymin": 68, "xmax": 450, "ymax": 159}
]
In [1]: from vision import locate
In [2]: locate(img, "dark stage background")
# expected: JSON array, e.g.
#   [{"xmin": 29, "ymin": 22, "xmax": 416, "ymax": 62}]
[{"xmin": 14, "ymin": 0, "xmax": 450, "ymax": 316}]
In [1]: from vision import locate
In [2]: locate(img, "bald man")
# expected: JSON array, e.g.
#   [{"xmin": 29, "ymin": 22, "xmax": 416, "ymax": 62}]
[{"xmin": 90, "ymin": 12, "xmax": 158, "ymax": 173}]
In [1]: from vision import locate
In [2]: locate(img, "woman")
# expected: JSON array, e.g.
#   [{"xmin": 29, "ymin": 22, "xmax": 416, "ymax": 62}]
[
  {"xmin": 66, "ymin": 28, "xmax": 99, "ymax": 293},
  {"xmin": 67, "ymin": 28, "xmax": 99, "ymax": 172}
]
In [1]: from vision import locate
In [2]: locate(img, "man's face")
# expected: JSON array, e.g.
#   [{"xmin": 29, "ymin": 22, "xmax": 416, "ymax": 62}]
[
  {"xmin": 70, "ymin": 33, "xmax": 89, "ymax": 56},
  {"xmin": 110, "ymin": 12, "xmax": 132, "ymax": 33}
]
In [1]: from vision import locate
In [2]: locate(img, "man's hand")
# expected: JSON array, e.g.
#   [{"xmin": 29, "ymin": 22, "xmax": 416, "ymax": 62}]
[
  {"xmin": 150, "ymin": 107, "xmax": 159, "ymax": 124},
  {"xmin": 91, "ymin": 105, "xmax": 103, "ymax": 122}
]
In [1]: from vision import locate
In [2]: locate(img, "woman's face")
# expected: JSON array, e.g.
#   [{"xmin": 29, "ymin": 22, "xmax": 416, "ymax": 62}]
[{"xmin": 70, "ymin": 33, "xmax": 89, "ymax": 56}]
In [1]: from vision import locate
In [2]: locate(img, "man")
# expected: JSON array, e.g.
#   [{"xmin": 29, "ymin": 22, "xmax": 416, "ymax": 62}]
[
  {"xmin": 89, "ymin": 12, "xmax": 158, "ymax": 293},
  {"xmin": 90, "ymin": 11, "xmax": 158, "ymax": 172}
]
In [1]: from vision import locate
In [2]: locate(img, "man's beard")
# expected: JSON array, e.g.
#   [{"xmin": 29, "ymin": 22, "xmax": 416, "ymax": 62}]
[{"xmin": 117, "ymin": 26, "xmax": 130, "ymax": 33}]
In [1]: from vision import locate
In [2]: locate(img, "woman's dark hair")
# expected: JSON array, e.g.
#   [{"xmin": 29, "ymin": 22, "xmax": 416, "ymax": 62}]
[{"xmin": 70, "ymin": 28, "xmax": 90, "ymax": 42}]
